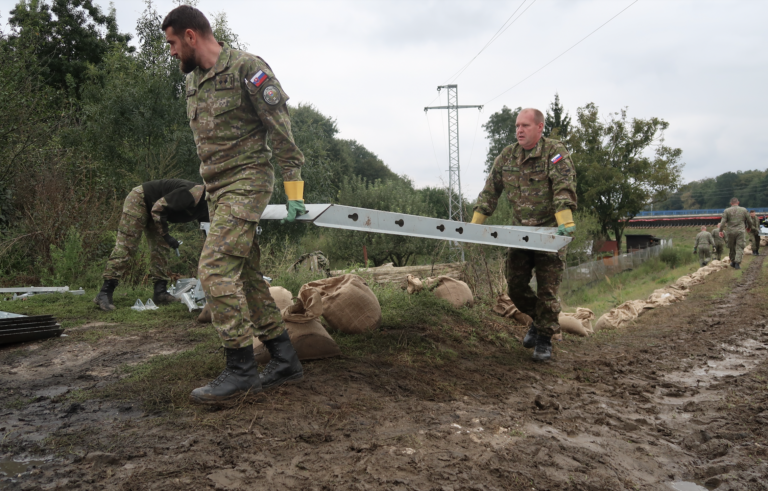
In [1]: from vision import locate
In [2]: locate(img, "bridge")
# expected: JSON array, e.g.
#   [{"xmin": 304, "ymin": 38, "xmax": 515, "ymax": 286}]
[{"xmin": 629, "ymin": 208, "xmax": 768, "ymax": 228}]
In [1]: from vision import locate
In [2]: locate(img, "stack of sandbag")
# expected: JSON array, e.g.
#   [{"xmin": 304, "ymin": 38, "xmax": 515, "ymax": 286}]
[
  {"xmin": 492, "ymin": 294, "xmax": 533, "ymax": 326},
  {"xmin": 744, "ymin": 244, "xmax": 753, "ymax": 255},
  {"xmin": 761, "ymin": 236, "xmax": 768, "ymax": 247},
  {"xmin": 270, "ymin": 286, "xmax": 294, "ymax": 311},
  {"xmin": 559, "ymin": 308, "xmax": 595, "ymax": 337},
  {"xmin": 594, "ymin": 299, "xmax": 649, "ymax": 331},
  {"xmin": 646, "ymin": 285, "xmax": 688, "ymax": 308},
  {"xmin": 254, "ymin": 287, "xmax": 341, "ymax": 362},
  {"xmin": 302, "ymin": 274, "xmax": 381, "ymax": 334}
]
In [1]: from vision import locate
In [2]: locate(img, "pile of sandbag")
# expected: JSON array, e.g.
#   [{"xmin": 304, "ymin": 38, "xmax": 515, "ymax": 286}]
[
  {"xmin": 302, "ymin": 274, "xmax": 382, "ymax": 334},
  {"xmin": 594, "ymin": 259, "xmax": 732, "ymax": 331},
  {"xmin": 254, "ymin": 286, "xmax": 341, "ymax": 363},
  {"xmin": 761, "ymin": 236, "xmax": 768, "ymax": 247},
  {"xmin": 406, "ymin": 274, "xmax": 474, "ymax": 308}
]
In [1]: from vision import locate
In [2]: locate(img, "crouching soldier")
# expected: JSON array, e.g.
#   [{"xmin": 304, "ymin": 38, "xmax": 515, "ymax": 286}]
[{"xmin": 94, "ymin": 179, "xmax": 209, "ymax": 311}]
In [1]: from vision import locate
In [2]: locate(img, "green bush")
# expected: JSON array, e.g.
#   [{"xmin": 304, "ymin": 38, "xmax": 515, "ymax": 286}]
[{"xmin": 659, "ymin": 246, "xmax": 696, "ymax": 269}]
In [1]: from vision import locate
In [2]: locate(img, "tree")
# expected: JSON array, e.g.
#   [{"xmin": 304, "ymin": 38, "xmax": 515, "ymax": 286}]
[
  {"xmin": 544, "ymin": 92, "xmax": 571, "ymax": 141},
  {"xmin": 481, "ymin": 105, "xmax": 520, "ymax": 173},
  {"xmin": 8, "ymin": 0, "xmax": 133, "ymax": 95},
  {"xmin": 568, "ymin": 103, "xmax": 683, "ymax": 251}
]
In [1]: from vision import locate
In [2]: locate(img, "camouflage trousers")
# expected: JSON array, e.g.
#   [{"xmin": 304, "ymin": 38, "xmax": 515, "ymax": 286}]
[
  {"xmin": 713, "ymin": 244, "xmax": 724, "ymax": 261},
  {"xmin": 751, "ymin": 233, "xmax": 760, "ymax": 254},
  {"xmin": 198, "ymin": 191, "xmax": 285, "ymax": 349},
  {"xmin": 506, "ymin": 248, "xmax": 565, "ymax": 337},
  {"xmin": 727, "ymin": 231, "xmax": 746, "ymax": 264},
  {"xmin": 697, "ymin": 246, "xmax": 711, "ymax": 265},
  {"xmin": 103, "ymin": 186, "xmax": 171, "ymax": 282}
]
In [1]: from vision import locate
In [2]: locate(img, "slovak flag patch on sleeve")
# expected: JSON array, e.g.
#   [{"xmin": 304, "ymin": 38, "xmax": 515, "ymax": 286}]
[
  {"xmin": 551, "ymin": 154, "xmax": 563, "ymax": 164},
  {"xmin": 248, "ymin": 70, "xmax": 268, "ymax": 87}
]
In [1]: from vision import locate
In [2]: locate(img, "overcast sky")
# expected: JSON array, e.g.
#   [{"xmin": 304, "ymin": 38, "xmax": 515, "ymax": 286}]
[{"xmin": 2, "ymin": 0, "xmax": 766, "ymax": 200}]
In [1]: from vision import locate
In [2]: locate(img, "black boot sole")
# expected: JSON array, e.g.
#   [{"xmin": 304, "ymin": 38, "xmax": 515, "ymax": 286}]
[
  {"xmin": 532, "ymin": 353, "xmax": 552, "ymax": 362},
  {"xmin": 261, "ymin": 371, "xmax": 304, "ymax": 391},
  {"xmin": 189, "ymin": 387, "xmax": 262, "ymax": 406}
]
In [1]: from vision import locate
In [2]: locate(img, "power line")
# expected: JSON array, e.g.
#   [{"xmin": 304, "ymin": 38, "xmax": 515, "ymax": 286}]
[
  {"xmin": 444, "ymin": 0, "xmax": 535, "ymax": 84},
  {"xmin": 484, "ymin": 0, "xmax": 640, "ymax": 105}
]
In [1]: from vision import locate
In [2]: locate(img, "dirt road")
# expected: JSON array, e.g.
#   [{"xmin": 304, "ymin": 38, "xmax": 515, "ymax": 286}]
[{"xmin": 2, "ymin": 257, "xmax": 767, "ymax": 490}]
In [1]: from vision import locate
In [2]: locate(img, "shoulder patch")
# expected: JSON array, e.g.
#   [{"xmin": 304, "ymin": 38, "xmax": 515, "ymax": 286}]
[
  {"xmin": 262, "ymin": 85, "xmax": 281, "ymax": 106},
  {"xmin": 247, "ymin": 69, "xmax": 269, "ymax": 87},
  {"xmin": 551, "ymin": 154, "xmax": 563, "ymax": 164}
]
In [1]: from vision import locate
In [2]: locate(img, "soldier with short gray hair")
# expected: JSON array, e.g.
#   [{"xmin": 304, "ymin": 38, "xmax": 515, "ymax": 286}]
[{"xmin": 471, "ymin": 107, "xmax": 577, "ymax": 362}]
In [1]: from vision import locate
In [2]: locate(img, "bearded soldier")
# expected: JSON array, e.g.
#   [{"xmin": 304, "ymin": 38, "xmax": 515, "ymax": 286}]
[
  {"xmin": 163, "ymin": 6, "xmax": 305, "ymax": 404},
  {"xmin": 693, "ymin": 225, "xmax": 714, "ymax": 267},
  {"xmin": 471, "ymin": 108, "xmax": 577, "ymax": 362},
  {"xmin": 94, "ymin": 179, "xmax": 208, "ymax": 311},
  {"xmin": 719, "ymin": 197, "xmax": 750, "ymax": 269}
]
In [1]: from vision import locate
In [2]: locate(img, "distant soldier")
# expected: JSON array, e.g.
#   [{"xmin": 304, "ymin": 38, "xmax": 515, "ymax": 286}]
[
  {"xmin": 712, "ymin": 224, "xmax": 725, "ymax": 261},
  {"xmin": 94, "ymin": 179, "xmax": 209, "ymax": 311},
  {"xmin": 748, "ymin": 210, "xmax": 761, "ymax": 255},
  {"xmin": 472, "ymin": 108, "xmax": 577, "ymax": 362},
  {"xmin": 693, "ymin": 225, "xmax": 714, "ymax": 266},
  {"xmin": 719, "ymin": 197, "xmax": 750, "ymax": 269}
]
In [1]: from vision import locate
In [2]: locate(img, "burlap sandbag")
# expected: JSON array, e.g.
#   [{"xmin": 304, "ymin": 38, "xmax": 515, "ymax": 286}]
[
  {"xmin": 301, "ymin": 274, "xmax": 381, "ymax": 334},
  {"xmin": 558, "ymin": 308, "xmax": 595, "ymax": 337},
  {"xmin": 269, "ymin": 286, "xmax": 294, "ymax": 311},
  {"xmin": 197, "ymin": 302, "xmax": 212, "ymax": 324},
  {"xmin": 254, "ymin": 287, "xmax": 341, "ymax": 362},
  {"xmin": 744, "ymin": 244, "xmax": 752, "ymax": 255},
  {"xmin": 761, "ymin": 236, "xmax": 768, "ymax": 247},
  {"xmin": 406, "ymin": 274, "xmax": 424, "ymax": 294},
  {"xmin": 432, "ymin": 276, "xmax": 474, "ymax": 308},
  {"xmin": 594, "ymin": 300, "xmax": 648, "ymax": 331},
  {"xmin": 492, "ymin": 294, "xmax": 533, "ymax": 326}
]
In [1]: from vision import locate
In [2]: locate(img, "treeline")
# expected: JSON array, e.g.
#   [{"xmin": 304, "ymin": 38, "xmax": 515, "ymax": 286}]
[{"xmin": 654, "ymin": 170, "xmax": 768, "ymax": 211}]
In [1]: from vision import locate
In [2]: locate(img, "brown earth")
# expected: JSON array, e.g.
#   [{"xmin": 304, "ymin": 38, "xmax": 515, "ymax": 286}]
[{"xmin": 2, "ymin": 257, "xmax": 768, "ymax": 490}]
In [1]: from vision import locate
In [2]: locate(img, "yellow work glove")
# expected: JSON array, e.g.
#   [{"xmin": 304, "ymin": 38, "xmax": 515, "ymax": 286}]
[
  {"xmin": 282, "ymin": 181, "xmax": 307, "ymax": 223},
  {"xmin": 470, "ymin": 212, "xmax": 488, "ymax": 224},
  {"xmin": 555, "ymin": 209, "xmax": 576, "ymax": 236}
]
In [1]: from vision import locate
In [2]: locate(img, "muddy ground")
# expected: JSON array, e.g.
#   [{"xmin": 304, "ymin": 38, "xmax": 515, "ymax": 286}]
[{"xmin": 2, "ymin": 256, "xmax": 768, "ymax": 490}]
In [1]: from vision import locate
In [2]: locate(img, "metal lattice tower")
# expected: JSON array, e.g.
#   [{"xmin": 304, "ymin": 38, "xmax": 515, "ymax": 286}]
[{"xmin": 425, "ymin": 85, "xmax": 482, "ymax": 223}]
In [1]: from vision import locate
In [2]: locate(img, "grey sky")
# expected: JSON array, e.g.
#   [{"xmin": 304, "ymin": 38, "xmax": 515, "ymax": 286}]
[{"xmin": 2, "ymin": 0, "xmax": 765, "ymax": 201}]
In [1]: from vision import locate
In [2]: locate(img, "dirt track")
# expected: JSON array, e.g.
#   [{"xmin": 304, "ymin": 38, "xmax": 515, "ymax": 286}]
[{"xmin": 2, "ymin": 257, "xmax": 768, "ymax": 490}]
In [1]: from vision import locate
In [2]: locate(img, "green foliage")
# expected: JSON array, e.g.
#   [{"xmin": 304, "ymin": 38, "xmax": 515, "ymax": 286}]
[
  {"xmin": 482, "ymin": 105, "xmax": 520, "ymax": 173},
  {"xmin": 544, "ymin": 92, "xmax": 571, "ymax": 140},
  {"xmin": 655, "ymin": 169, "xmax": 768, "ymax": 211},
  {"xmin": 8, "ymin": 0, "xmax": 133, "ymax": 95},
  {"xmin": 568, "ymin": 103, "xmax": 684, "ymax": 250},
  {"xmin": 44, "ymin": 226, "xmax": 84, "ymax": 286},
  {"xmin": 659, "ymin": 247, "xmax": 697, "ymax": 269}
]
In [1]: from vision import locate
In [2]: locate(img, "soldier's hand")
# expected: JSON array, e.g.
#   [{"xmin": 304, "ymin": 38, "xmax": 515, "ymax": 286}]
[
  {"xmin": 282, "ymin": 200, "xmax": 307, "ymax": 224},
  {"xmin": 163, "ymin": 234, "xmax": 181, "ymax": 249},
  {"xmin": 556, "ymin": 223, "xmax": 576, "ymax": 236},
  {"xmin": 693, "ymin": 248, "xmax": 697, "ymax": 254}
]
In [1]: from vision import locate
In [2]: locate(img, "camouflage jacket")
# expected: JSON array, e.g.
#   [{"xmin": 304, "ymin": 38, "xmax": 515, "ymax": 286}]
[
  {"xmin": 694, "ymin": 231, "xmax": 714, "ymax": 248},
  {"xmin": 474, "ymin": 137, "xmax": 577, "ymax": 226},
  {"xmin": 713, "ymin": 228, "xmax": 726, "ymax": 246},
  {"xmin": 185, "ymin": 43, "xmax": 304, "ymax": 202},
  {"xmin": 720, "ymin": 205, "xmax": 749, "ymax": 233},
  {"xmin": 749, "ymin": 215, "xmax": 761, "ymax": 233}
]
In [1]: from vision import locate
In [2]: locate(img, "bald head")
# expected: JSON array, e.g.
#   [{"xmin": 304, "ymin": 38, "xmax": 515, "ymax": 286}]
[
  {"xmin": 701, "ymin": 226, "xmax": 707, "ymax": 231},
  {"xmin": 731, "ymin": 197, "xmax": 739, "ymax": 205}
]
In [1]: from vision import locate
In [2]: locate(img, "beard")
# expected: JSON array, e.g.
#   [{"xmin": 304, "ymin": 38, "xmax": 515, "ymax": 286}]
[{"xmin": 178, "ymin": 43, "xmax": 198, "ymax": 74}]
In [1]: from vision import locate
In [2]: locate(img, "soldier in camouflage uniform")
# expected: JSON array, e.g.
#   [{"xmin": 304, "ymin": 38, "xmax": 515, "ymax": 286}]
[
  {"xmin": 713, "ymin": 224, "xmax": 726, "ymax": 261},
  {"xmin": 719, "ymin": 197, "xmax": 750, "ymax": 269},
  {"xmin": 749, "ymin": 210, "xmax": 761, "ymax": 255},
  {"xmin": 693, "ymin": 225, "xmax": 714, "ymax": 266},
  {"xmin": 94, "ymin": 179, "xmax": 208, "ymax": 311},
  {"xmin": 163, "ymin": 6, "xmax": 305, "ymax": 404},
  {"xmin": 471, "ymin": 108, "xmax": 577, "ymax": 362}
]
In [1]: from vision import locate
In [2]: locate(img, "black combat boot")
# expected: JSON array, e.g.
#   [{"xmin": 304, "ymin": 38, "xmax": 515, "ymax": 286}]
[
  {"xmin": 259, "ymin": 331, "xmax": 304, "ymax": 390},
  {"xmin": 93, "ymin": 279, "xmax": 118, "ymax": 311},
  {"xmin": 522, "ymin": 323, "xmax": 538, "ymax": 349},
  {"xmin": 190, "ymin": 346, "xmax": 262, "ymax": 405},
  {"xmin": 532, "ymin": 334, "xmax": 552, "ymax": 362},
  {"xmin": 734, "ymin": 262, "xmax": 741, "ymax": 270},
  {"xmin": 153, "ymin": 279, "xmax": 179, "ymax": 305}
]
